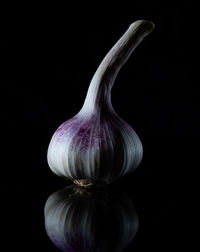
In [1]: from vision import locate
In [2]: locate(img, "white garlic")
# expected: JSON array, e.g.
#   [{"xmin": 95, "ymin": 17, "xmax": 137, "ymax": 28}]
[{"xmin": 47, "ymin": 20, "xmax": 154, "ymax": 186}]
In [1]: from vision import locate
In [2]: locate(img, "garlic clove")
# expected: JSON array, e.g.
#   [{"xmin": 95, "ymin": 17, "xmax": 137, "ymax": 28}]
[{"xmin": 47, "ymin": 20, "xmax": 154, "ymax": 186}]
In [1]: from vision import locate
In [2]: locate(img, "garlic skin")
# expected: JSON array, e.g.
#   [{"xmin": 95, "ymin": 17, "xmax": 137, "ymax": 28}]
[{"xmin": 47, "ymin": 20, "xmax": 154, "ymax": 185}]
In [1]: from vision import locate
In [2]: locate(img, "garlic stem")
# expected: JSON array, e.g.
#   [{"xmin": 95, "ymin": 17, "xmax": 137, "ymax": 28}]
[{"xmin": 81, "ymin": 20, "xmax": 154, "ymax": 113}]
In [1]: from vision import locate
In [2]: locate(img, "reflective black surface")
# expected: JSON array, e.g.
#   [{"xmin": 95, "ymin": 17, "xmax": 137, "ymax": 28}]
[
  {"xmin": 1, "ymin": 3, "xmax": 196, "ymax": 251},
  {"xmin": 44, "ymin": 185, "xmax": 139, "ymax": 252}
]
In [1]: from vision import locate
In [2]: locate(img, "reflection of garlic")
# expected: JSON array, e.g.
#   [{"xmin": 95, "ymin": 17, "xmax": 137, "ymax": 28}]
[
  {"xmin": 47, "ymin": 20, "xmax": 154, "ymax": 186},
  {"xmin": 44, "ymin": 186, "xmax": 139, "ymax": 252}
]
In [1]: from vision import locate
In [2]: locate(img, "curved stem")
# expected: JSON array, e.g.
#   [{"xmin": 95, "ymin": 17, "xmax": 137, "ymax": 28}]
[{"xmin": 81, "ymin": 20, "xmax": 154, "ymax": 114}]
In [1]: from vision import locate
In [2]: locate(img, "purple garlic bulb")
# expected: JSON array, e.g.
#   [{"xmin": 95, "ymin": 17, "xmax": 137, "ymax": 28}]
[
  {"xmin": 44, "ymin": 186, "xmax": 139, "ymax": 252},
  {"xmin": 47, "ymin": 20, "xmax": 154, "ymax": 186}
]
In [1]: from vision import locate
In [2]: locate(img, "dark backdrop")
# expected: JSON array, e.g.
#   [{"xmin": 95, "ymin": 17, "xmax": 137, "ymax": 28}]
[{"xmin": 1, "ymin": 2, "xmax": 196, "ymax": 251}]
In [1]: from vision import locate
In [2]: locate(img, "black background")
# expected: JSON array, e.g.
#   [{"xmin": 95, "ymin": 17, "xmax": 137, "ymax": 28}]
[{"xmin": 0, "ymin": 2, "xmax": 196, "ymax": 251}]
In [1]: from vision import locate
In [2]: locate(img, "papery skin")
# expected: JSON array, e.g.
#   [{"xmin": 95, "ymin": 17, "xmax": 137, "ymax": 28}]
[
  {"xmin": 48, "ymin": 112, "xmax": 143, "ymax": 183},
  {"xmin": 44, "ymin": 186, "xmax": 139, "ymax": 252},
  {"xmin": 47, "ymin": 20, "xmax": 154, "ymax": 184}
]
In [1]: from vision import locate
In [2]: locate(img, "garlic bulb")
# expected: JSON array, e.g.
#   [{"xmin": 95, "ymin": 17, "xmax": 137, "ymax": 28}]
[
  {"xmin": 44, "ymin": 186, "xmax": 139, "ymax": 252},
  {"xmin": 47, "ymin": 20, "xmax": 154, "ymax": 186}
]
